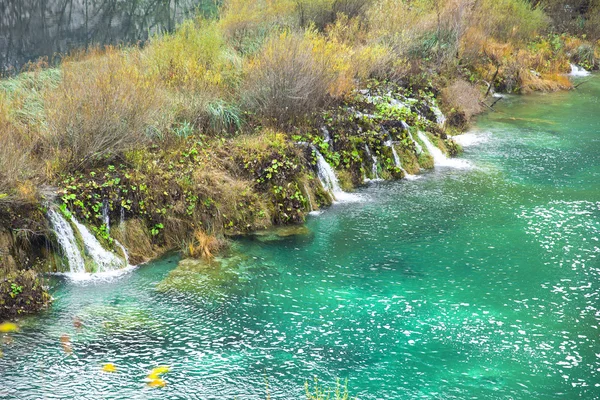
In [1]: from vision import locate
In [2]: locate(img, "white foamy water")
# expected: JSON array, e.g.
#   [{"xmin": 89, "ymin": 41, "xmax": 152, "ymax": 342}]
[
  {"xmin": 418, "ymin": 131, "xmax": 472, "ymax": 169},
  {"xmin": 569, "ymin": 64, "xmax": 590, "ymax": 77},
  {"xmin": 452, "ymin": 132, "xmax": 489, "ymax": 147},
  {"xmin": 71, "ymin": 218, "xmax": 126, "ymax": 273},
  {"xmin": 311, "ymin": 145, "xmax": 362, "ymax": 203},
  {"xmin": 47, "ymin": 209, "xmax": 86, "ymax": 273},
  {"xmin": 56, "ymin": 264, "xmax": 139, "ymax": 283}
]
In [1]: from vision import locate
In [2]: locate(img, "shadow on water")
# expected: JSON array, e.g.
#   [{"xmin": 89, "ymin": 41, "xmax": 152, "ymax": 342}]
[{"xmin": 0, "ymin": 0, "xmax": 218, "ymax": 74}]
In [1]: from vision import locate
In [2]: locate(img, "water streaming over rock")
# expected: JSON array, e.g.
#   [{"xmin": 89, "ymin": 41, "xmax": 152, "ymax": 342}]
[
  {"xmin": 418, "ymin": 131, "xmax": 471, "ymax": 169},
  {"xmin": 402, "ymin": 121, "xmax": 423, "ymax": 154},
  {"xmin": 363, "ymin": 144, "xmax": 382, "ymax": 182},
  {"xmin": 49, "ymin": 208, "xmax": 127, "ymax": 275},
  {"xmin": 47, "ymin": 209, "xmax": 86, "ymax": 274},
  {"xmin": 102, "ymin": 199, "xmax": 110, "ymax": 232},
  {"xmin": 430, "ymin": 103, "xmax": 446, "ymax": 127},
  {"xmin": 570, "ymin": 64, "xmax": 591, "ymax": 77},
  {"xmin": 70, "ymin": 218, "xmax": 125, "ymax": 273},
  {"xmin": 310, "ymin": 145, "xmax": 359, "ymax": 202},
  {"xmin": 384, "ymin": 140, "xmax": 418, "ymax": 180}
]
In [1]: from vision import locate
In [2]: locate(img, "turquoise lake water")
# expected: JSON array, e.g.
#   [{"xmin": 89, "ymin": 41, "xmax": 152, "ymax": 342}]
[{"xmin": 2, "ymin": 78, "xmax": 600, "ymax": 399}]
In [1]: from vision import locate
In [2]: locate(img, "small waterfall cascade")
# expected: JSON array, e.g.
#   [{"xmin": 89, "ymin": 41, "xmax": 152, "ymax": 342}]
[
  {"xmin": 417, "ymin": 131, "xmax": 471, "ymax": 169},
  {"xmin": 48, "ymin": 208, "xmax": 128, "ymax": 274},
  {"xmin": 364, "ymin": 145, "xmax": 382, "ymax": 182},
  {"xmin": 48, "ymin": 210, "xmax": 86, "ymax": 274},
  {"xmin": 569, "ymin": 64, "xmax": 590, "ymax": 77},
  {"xmin": 384, "ymin": 140, "xmax": 418, "ymax": 180},
  {"xmin": 430, "ymin": 103, "xmax": 446, "ymax": 127},
  {"xmin": 310, "ymin": 145, "xmax": 358, "ymax": 202},
  {"xmin": 321, "ymin": 126, "xmax": 332, "ymax": 145},
  {"xmin": 114, "ymin": 239, "xmax": 130, "ymax": 265},
  {"xmin": 403, "ymin": 121, "xmax": 423, "ymax": 154},
  {"xmin": 102, "ymin": 199, "xmax": 110, "ymax": 232},
  {"xmin": 303, "ymin": 182, "xmax": 315, "ymax": 212},
  {"xmin": 70, "ymin": 219, "xmax": 126, "ymax": 273},
  {"xmin": 119, "ymin": 206, "xmax": 126, "ymax": 232}
]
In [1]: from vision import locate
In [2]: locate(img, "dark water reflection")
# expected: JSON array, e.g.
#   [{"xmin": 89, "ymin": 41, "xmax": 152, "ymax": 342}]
[{"xmin": 0, "ymin": 0, "xmax": 217, "ymax": 74}]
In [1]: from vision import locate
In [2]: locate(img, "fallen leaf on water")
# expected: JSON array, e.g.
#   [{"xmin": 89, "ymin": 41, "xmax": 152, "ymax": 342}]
[
  {"xmin": 148, "ymin": 365, "xmax": 170, "ymax": 377},
  {"xmin": 60, "ymin": 334, "xmax": 72, "ymax": 353},
  {"xmin": 0, "ymin": 322, "xmax": 18, "ymax": 333},
  {"xmin": 102, "ymin": 363, "xmax": 117, "ymax": 373},
  {"xmin": 147, "ymin": 378, "xmax": 166, "ymax": 388},
  {"xmin": 73, "ymin": 317, "xmax": 83, "ymax": 330}
]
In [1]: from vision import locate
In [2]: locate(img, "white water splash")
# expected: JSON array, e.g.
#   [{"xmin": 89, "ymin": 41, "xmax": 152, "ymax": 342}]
[
  {"xmin": 452, "ymin": 132, "xmax": 489, "ymax": 147},
  {"xmin": 430, "ymin": 103, "xmax": 446, "ymax": 127},
  {"xmin": 385, "ymin": 140, "xmax": 419, "ymax": 180},
  {"xmin": 418, "ymin": 131, "xmax": 471, "ymax": 169},
  {"xmin": 569, "ymin": 64, "xmax": 591, "ymax": 77},
  {"xmin": 57, "ymin": 264, "xmax": 138, "ymax": 283},
  {"xmin": 70, "ymin": 218, "xmax": 126, "ymax": 273},
  {"xmin": 311, "ymin": 145, "xmax": 361, "ymax": 202},
  {"xmin": 48, "ymin": 210, "xmax": 86, "ymax": 274}
]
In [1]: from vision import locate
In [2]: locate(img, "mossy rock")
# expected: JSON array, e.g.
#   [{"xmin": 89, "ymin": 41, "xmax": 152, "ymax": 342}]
[
  {"xmin": 252, "ymin": 225, "xmax": 312, "ymax": 242},
  {"xmin": 0, "ymin": 270, "xmax": 51, "ymax": 320}
]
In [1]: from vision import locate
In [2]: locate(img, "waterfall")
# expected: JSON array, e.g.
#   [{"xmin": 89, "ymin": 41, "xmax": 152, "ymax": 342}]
[
  {"xmin": 102, "ymin": 199, "xmax": 110, "ymax": 232},
  {"xmin": 384, "ymin": 140, "xmax": 418, "ymax": 180},
  {"xmin": 417, "ymin": 131, "xmax": 471, "ymax": 169},
  {"xmin": 70, "ymin": 218, "xmax": 126, "ymax": 273},
  {"xmin": 364, "ymin": 145, "xmax": 382, "ymax": 182},
  {"xmin": 303, "ymin": 182, "xmax": 314, "ymax": 212},
  {"xmin": 321, "ymin": 126, "xmax": 332, "ymax": 145},
  {"xmin": 403, "ymin": 121, "xmax": 423, "ymax": 155},
  {"xmin": 48, "ymin": 210, "xmax": 86, "ymax": 274},
  {"xmin": 430, "ymin": 103, "xmax": 446, "ymax": 127},
  {"xmin": 115, "ymin": 239, "xmax": 130, "ymax": 265},
  {"xmin": 569, "ymin": 64, "xmax": 590, "ymax": 77},
  {"xmin": 310, "ymin": 145, "xmax": 359, "ymax": 202}
]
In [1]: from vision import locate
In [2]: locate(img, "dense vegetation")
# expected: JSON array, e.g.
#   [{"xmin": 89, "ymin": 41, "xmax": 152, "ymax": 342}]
[{"xmin": 1, "ymin": 0, "xmax": 599, "ymax": 318}]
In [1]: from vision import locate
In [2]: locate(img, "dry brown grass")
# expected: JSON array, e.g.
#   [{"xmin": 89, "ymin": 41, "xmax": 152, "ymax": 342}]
[
  {"xmin": 44, "ymin": 47, "xmax": 167, "ymax": 171},
  {"xmin": 441, "ymin": 80, "xmax": 483, "ymax": 126},
  {"xmin": 243, "ymin": 31, "xmax": 337, "ymax": 125},
  {"xmin": 188, "ymin": 229, "xmax": 224, "ymax": 260},
  {"xmin": 0, "ymin": 94, "xmax": 37, "ymax": 202}
]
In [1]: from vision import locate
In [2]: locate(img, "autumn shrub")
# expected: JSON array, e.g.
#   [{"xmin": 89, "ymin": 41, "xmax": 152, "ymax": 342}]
[
  {"xmin": 144, "ymin": 19, "xmax": 243, "ymax": 134},
  {"xmin": 441, "ymin": 80, "xmax": 483, "ymax": 127},
  {"xmin": 243, "ymin": 31, "xmax": 354, "ymax": 126},
  {"xmin": 220, "ymin": 0, "xmax": 296, "ymax": 54},
  {"xmin": 44, "ymin": 48, "xmax": 166, "ymax": 171},
  {"xmin": 473, "ymin": 0, "xmax": 549, "ymax": 43}
]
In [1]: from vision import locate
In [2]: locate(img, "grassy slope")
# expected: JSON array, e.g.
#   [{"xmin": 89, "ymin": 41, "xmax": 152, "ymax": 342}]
[{"xmin": 1, "ymin": 0, "xmax": 599, "ymax": 317}]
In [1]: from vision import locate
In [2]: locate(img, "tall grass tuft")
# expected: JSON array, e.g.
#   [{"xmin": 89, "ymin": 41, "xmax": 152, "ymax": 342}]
[{"xmin": 44, "ymin": 47, "xmax": 166, "ymax": 171}]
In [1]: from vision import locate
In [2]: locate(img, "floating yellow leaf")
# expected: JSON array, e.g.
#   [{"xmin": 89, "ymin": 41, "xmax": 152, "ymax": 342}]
[
  {"xmin": 149, "ymin": 365, "xmax": 170, "ymax": 376},
  {"xmin": 0, "ymin": 322, "xmax": 18, "ymax": 333},
  {"xmin": 102, "ymin": 363, "xmax": 117, "ymax": 373},
  {"xmin": 147, "ymin": 378, "xmax": 166, "ymax": 388}
]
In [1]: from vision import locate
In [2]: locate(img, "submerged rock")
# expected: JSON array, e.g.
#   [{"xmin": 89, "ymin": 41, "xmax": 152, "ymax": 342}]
[{"xmin": 251, "ymin": 225, "xmax": 312, "ymax": 242}]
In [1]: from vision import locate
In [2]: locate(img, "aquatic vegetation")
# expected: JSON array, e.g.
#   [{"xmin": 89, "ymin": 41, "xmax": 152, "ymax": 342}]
[{"xmin": 305, "ymin": 378, "xmax": 351, "ymax": 400}]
